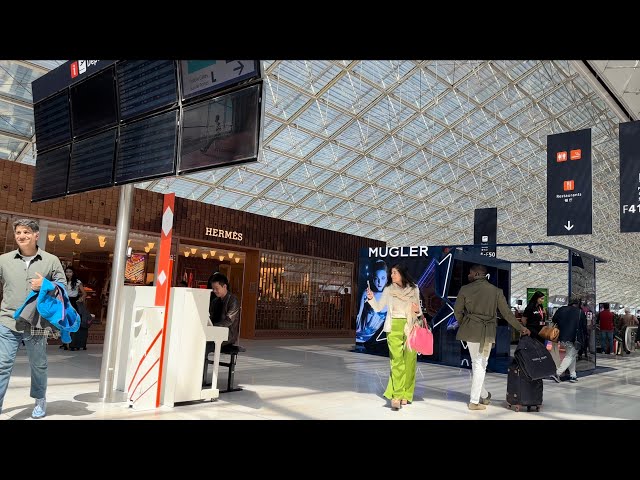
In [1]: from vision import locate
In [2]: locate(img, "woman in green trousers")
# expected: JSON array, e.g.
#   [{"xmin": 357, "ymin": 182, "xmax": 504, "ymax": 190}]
[{"xmin": 367, "ymin": 264, "xmax": 422, "ymax": 410}]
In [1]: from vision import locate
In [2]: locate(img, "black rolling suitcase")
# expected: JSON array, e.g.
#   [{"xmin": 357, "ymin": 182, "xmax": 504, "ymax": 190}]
[{"xmin": 506, "ymin": 359, "xmax": 543, "ymax": 412}]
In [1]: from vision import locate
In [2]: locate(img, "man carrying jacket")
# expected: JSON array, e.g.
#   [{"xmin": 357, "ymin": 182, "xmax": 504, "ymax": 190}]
[
  {"xmin": 0, "ymin": 218, "xmax": 66, "ymax": 418},
  {"xmin": 454, "ymin": 264, "xmax": 530, "ymax": 411}
]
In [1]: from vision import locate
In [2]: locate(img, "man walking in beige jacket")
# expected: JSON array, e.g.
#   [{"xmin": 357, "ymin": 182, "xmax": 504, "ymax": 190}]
[{"xmin": 454, "ymin": 264, "xmax": 530, "ymax": 411}]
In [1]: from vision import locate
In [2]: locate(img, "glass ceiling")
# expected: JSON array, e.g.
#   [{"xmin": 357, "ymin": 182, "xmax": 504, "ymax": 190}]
[{"xmin": 2, "ymin": 59, "xmax": 640, "ymax": 307}]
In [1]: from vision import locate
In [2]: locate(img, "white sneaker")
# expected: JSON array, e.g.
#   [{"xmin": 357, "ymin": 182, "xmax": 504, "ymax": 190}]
[{"xmin": 31, "ymin": 398, "xmax": 46, "ymax": 419}]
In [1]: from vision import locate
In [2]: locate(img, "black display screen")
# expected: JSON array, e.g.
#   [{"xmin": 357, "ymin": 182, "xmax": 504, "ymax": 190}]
[
  {"xmin": 31, "ymin": 144, "xmax": 70, "ymax": 202},
  {"xmin": 33, "ymin": 91, "xmax": 71, "ymax": 152},
  {"xmin": 178, "ymin": 82, "xmax": 261, "ymax": 174},
  {"xmin": 67, "ymin": 128, "xmax": 116, "ymax": 194},
  {"xmin": 70, "ymin": 67, "xmax": 118, "ymax": 138},
  {"xmin": 115, "ymin": 109, "xmax": 178, "ymax": 185},
  {"xmin": 117, "ymin": 60, "xmax": 178, "ymax": 121}
]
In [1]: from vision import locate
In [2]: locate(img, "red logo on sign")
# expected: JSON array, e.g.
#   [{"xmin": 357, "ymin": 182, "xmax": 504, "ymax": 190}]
[
  {"xmin": 570, "ymin": 149, "xmax": 581, "ymax": 160},
  {"xmin": 556, "ymin": 151, "xmax": 568, "ymax": 162},
  {"xmin": 563, "ymin": 180, "xmax": 575, "ymax": 191},
  {"xmin": 70, "ymin": 61, "xmax": 79, "ymax": 78}
]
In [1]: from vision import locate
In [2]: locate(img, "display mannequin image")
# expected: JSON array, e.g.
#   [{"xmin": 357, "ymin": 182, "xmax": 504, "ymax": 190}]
[{"xmin": 356, "ymin": 259, "xmax": 388, "ymax": 343}]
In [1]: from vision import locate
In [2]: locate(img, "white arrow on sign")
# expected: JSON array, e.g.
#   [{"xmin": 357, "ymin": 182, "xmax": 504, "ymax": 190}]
[{"xmin": 564, "ymin": 221, "xmax": 574, "ymax": 231}]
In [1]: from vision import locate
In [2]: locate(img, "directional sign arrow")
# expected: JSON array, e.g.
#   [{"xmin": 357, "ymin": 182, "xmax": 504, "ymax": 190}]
[
  {"xmin": 234, "ymin": 61, "xmax": 244, "ymax": 76},
  {"xmin": 564, "ymin": 221, "xmax": 574, "ymax": 231}
]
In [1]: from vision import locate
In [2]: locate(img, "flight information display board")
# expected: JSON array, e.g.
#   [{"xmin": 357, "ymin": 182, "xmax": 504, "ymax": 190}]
[
  {"xmin": 67, "ymin": 128, "xmax": 117, "ymax": 194},
  {"xmin": 33, "ymin": 90, "xmax": 71, "ymax": 153},
  {"xmin": 115, "ymin": 110, "xmax": 178, "ymax": 185},
  {"xmin": 117, "ymin": 60, "xmax": 178, "ymax": 121},
  {"xmin": 178, "ymin": 83, "xmax": 262, "ymax": 174},
  {"xmin": 31, "ymin": 144, "xmax": 70, "ymax": 202},
  {"xmin": 70, "ymin": 67, "xmax": 118, "ymax": 138},
  {"xmin": 32, "ymin": 60, "xmax": 262, "ymax": 202}
]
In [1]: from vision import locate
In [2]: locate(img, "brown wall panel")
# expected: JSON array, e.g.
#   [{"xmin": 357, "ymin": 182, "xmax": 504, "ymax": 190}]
[{"xmin": 0, "ymin": 159, "xmax": 384, "ymax": 262}]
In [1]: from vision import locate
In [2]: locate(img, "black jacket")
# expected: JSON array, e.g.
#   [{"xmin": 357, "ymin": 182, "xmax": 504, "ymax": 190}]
[
  {"xmin": 209, "ymin": 292, "xmax": 241, "ymax": 345},
  {"xmin": 552, "ymin": 305, "xmax": 588, "ymax": 343},
  {"xmin": 523, "ymin": 302, "xmax": 546, "ymax": 343}
]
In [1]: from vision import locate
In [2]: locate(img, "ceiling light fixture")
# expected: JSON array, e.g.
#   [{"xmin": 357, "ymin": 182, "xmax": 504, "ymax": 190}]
[
  {"xmin": 98, "ymin": 235, "xmax": 106, "ymax": 243},
  {"xmin": 228, "ymin": 252, "xmax": 235, "ymax": 258},
  {"xmin": 74, "ymin": 238, "xmax": 81, "ymax": 245},
  {"xmin": 58, "ymin": 233, "xmax": 67, "ymax": 241},
  {"xmin": 190, "ymin": 248, "xmax": 197, "ymax": 255},
  {"xmin": 184, "ymin": 251, "xmax": 190, "ymax": 257},
  {"xmin": 210, "ymin": 250, "xmax": 216, "ymax": 257},
  {"xmin": 70, "ymin": 232, "xmax": 78, "ymax": 240},
  {"xmin": 219, "ymin": 255, "xmax": 225, "ymax": 262},
  {"xmin": 144, "ymin": 246, "xmax": 151, "ymax": 253},
  {"xmin": 202, "ymin": 253, "xmax": 208, "ymax": 259},
  {"xmin": 148, "ymin": 242, "xmax": 155, "ymax": 249},
  {"xmin": 47, "ymin": 234, "xmax": 55, "ymax": 242},
  {"xmin": 235, "ymin": 257, "xmax": 240, "ymax": 263}
]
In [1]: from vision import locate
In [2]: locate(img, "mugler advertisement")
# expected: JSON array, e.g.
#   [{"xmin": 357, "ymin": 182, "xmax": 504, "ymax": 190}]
[
  {"xmin": 355, "ymin": 246, "xmax": 450, "ymax": 353},
  {"xmin": 355, "ymin": 246, "xmax": 515, "ymax": 372}
]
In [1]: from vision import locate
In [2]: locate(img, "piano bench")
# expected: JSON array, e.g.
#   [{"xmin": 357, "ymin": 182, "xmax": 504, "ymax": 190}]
[{"xmin": 203, "ymin": 343, "xmax": 245, "ymax": 393}]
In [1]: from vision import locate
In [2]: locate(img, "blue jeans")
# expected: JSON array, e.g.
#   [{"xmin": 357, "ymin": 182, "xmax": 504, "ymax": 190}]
[
  {"xmin": 0, "ymin": 324, "xmax": 48, "ymax": 414},
  {"xmin": 600, "ymin": 330, "xmax": 614, "ymax": 354}
]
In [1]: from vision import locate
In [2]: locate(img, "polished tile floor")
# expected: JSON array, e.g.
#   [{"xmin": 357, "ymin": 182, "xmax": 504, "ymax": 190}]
[{"xmin": 1, "ymin": 338, "xmax": 639, "ymax": 420}]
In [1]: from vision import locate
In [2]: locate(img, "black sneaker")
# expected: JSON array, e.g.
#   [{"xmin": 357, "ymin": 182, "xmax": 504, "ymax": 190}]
[
  {"xmin": 550, "ymin": 374, "xmax": 561, "ymax": 383},
  {"xmin": 569, "ymin": 376, "xmax": 578, "ymax": 383}
]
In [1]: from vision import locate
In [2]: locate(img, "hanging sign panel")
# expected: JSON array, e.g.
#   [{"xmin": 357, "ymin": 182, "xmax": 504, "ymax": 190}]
[
  {"xmin": 546, "ymin": 128, "xmax": 592, "ymax": 236},
  {"xmin": 473, "ymin": 207, "xmax": 497, "ymax": 257},
  {"xmin": 619, "ymin": 120, "xmax": 640, "ymax": 233}
]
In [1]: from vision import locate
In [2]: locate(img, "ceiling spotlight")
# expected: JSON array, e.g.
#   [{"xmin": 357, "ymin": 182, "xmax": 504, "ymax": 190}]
[
  {"xmin": 210, "ymin": 250, "xmax": 216, "ymax": 257},
  {"xmin": 74, "ymin": 238, "xmax": 81, "ymax": 245},
  {"xmin": 144, "ymin": 246, "xmax": 151, "ymax": 253},
  {"xmin": 202, "ymin": 253, "xmax": 208, "ymax": 259},
  {"xmin": 184, "ymin": 251, "xmax": 190, "ymax": 257},
  {"xmin": 47, "ymin": 234, "xmax": 55, "ymax": 242},
  {"xmin": 219, "ymin": 255, "xmax": 225, "ymax": 261},
  {"xmin": 190, "ymin": 248, "xmax": 197, "ymax": 255},
  {"xmin": 58, "ymin": 233, "xmax": 67, "ymax": 241},
  {"xmin": 98, "ymin": 235, "xmax": 106, "ymax": 243},
  {"xmin": 99, "ymin": 242, "xmax": 106, "ymax": 248},
  {"xmin": 228, "ymin": 252, "xmax": 235, "ymax": 258},
  {"xmin": 235, "ymin": 257, "xmax": 240, "ymax": 263},
  {"xmin": 148, "ymin": 242, "xmax": 155, "ymax": 249},
  {"xmin": 70, "ymin": 232, "xmax": 78, "ymax": 240}
]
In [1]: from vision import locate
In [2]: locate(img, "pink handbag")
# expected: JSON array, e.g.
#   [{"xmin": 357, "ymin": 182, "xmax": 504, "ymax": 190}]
[{"xmin": 406, "ymin": 318, "xmax": 433, "ymax": 355}]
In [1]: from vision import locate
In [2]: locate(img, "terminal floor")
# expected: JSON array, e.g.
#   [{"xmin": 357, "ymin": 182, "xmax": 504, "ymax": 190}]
[{"xmin": 1, "ymin": 338, "xmax": 639, "ymax": 420}]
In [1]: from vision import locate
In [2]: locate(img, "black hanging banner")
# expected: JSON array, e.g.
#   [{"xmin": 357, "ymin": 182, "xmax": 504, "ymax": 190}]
[
  {"xmin": 474, "ymin": 207, "xmax": 497, "ymax": 258},
  {"xmin": 546, "ymin": 128, "xmax": 592, "ymax": 236},
  {"xmin": 619, "ymin": 120, "xmax": 640, "ymax": 233}
]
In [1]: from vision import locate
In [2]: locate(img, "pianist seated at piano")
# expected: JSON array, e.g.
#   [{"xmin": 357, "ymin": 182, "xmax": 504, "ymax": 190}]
[{"xmin": 207, "ymin": 272, "xmax": 240, "ymax": 348}]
